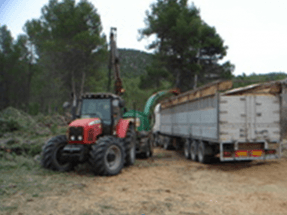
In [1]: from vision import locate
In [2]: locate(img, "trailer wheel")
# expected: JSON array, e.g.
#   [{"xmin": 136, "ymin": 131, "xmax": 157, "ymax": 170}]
[
  {"xmin": 184, "ymin": 139, "xmax": 191, "ymax": 159},
  {"xmin": 198, "ymin": 141, "xmax": 211, "ymax": 164},
  {"xmin": 142, "ymin": 147, "xmax": 151, "ymax": 158},
  {"xmin": 190, "ymin": 140, "xmax": 198, "ymax": 161},
  {"xmin": 155, "ymin": 133, "xmax": 163, "ymax": 147},
  {"xmin": 163, "ymin": 137, "xmax": 173, "ymax": 150},
  {"xmin": 154, "ymin": 133, "xmax": 159, "ymax": 147},
  {"xmin": 89, "ymin": 136, "xmax": 125, "ymax": 176},
  {"xmin": 141, "ymin": 138, "xmax": 153, "ymax": 158},
  {"xmin": 123, "ymin": 125, "xmax": 136, "ymax": 166}
]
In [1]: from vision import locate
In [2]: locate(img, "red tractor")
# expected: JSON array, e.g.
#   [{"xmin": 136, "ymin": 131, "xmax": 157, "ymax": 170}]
[{"xmin": 41, "ymin": 92, "xmax": 136, "ymax": 176}]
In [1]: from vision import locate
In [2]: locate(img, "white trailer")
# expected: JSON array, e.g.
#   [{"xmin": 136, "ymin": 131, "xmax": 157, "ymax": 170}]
[{"xmin": 158, "ymin": 80, "xmax": 282, "ymax": 163}]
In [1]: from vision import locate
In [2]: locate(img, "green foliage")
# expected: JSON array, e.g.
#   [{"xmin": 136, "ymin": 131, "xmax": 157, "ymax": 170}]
[
  {"xmin": 0, "ymin": 154, "xmax": 90, "ymax": 205},
  {"xmin": 0, "ymin": 106, "xmax": 72, "ymax": 158},
  {"xmin": 139, "ymin": 57, "xmax": 172, "ymax": 90},
  {"xmin": 121, "ymin": 77, "xmax": 154, "ymax": 110},
  {"xmin": 118, "ymin": 48, "xmax": 153, "ymax": 78},
  {"xmin": 85, "ymin": 66, "xmax": 109, "ymax": 93},
  {"xmin": 0, "ymin": 25, "xmax": 35, "ymax": 112},
  {"xmin": 22, "ymin": 0, "xmax": 107, "ymax": 114},
  {"xmin": 28, "ymin": 102, "xmax": 40, "ymax": 115},
  {"xmin": 85, "ymin": 50, "xmax": 157, "ymax": 111},
  {"xmin": 139, "ymin": 0, "xmax": 234, "ymax": 91},
  {"xmin": 232, "ymin": 72, "xmax": 287, "ymax": 88},
  {"xmin": 0, "ymin": 107, "xmax": 50, "ymax": 135},
  {"xmin": 0, "ymin": 118, "xmax": 21, "ymax": 135},
  {"xmin": 1, "ymin": 1, "xmax": 156, "ymax": 115}
]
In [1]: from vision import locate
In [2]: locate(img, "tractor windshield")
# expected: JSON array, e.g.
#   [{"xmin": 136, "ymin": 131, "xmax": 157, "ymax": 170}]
[{"xmin": 81, "ymin": 99, "xmax": 111, "ymax": 124}]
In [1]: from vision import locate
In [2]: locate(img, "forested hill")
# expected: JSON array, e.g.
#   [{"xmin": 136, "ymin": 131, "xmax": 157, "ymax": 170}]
[
  {"xmin": 232, "ymin": 72, "xmax": 287, "ymax": 88},
  {"xmin": 118, "ymin": 49, "xmax": 153, "ymax": 78}
]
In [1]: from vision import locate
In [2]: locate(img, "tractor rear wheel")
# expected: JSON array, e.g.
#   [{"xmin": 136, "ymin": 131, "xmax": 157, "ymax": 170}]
[
  {"xmin": 89, "ymin": 136, "xmax": 125, "ymax": 176},
  {"xmin": 123, "ymin": 125, "xmax": 136, "ymax": 166},
  {"xmin": 41, "ymin": 135, "xmax": 75, "ymax": 172}
]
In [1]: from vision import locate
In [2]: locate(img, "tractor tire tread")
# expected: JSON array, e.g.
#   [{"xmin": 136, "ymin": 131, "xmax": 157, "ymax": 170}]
[
  {"xmin": 89, "ymin": 136, "xmax": 125, "ymax": 176},
  {"xmin": 123, "ymin": 125, "xmax": 136, "ymax": 166},
  {"xmin": 41, "ymin": 135, "xmax": 74, "ymax": 172}
]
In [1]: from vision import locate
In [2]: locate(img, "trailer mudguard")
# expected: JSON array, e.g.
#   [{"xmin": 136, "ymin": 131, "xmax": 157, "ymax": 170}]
[{"xmin": 116, "ymin": 119, "xmax": 131, "ymax": 138}]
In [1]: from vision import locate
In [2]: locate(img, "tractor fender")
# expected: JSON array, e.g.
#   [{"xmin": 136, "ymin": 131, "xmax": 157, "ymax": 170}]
[{"xmin": 116, "ymin": 119, "xmax": 132, "ymax": 138}]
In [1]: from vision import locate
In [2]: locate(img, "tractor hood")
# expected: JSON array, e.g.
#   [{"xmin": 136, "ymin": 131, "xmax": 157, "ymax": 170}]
[{"xmin": 69, "ymin": 118, "xmax": 101, "ymax": 127}]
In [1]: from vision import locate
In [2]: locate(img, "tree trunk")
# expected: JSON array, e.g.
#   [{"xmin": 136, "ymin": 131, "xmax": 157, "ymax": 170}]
[
  {"xmin": 175, "ymin": 69, "xmax": 181, "ymax": 90},
  {"xmin": 71, "ymin": 70, "xmax": 77, "ymax": 119},
  {"xmin": 48, "ymin": 101, "xmax": 52, "ymax": 114},
  {"xmin": 26, "ymin": 43, "xmax": 35, "ymax": 112},
  {"xmin": 25, "ymin": 63, "xmax": 33, "ymax": 112},
  {"xmin": 80, "ymin": 70, "xmax": 86, "ymax": 97},
  {"xmin": 193, "ymin": 74, "xmax": 198, "ymax": 90}
]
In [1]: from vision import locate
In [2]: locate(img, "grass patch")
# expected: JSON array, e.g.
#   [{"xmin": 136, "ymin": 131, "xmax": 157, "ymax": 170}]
[
  {"xmin": 0, "ymin": 109, "xmax": 93, "ymax": 212},
  {"xmin": 0, "ymin": 153, "xmax": 94, "ymax": 204},
  {"xmin": 0, "ymin": 204, "xmax": 18, "ymax": 212},
  {"xmin": 100, "ymin": 205, "xmax": 114, "ymax": 210},
  {"xmin": 155, "ymin": 153, "xmax": 165, "ymax": 158}
]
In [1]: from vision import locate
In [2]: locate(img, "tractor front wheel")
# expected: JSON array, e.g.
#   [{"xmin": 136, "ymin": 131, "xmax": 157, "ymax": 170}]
[
  {"xmin": 41, "ymin": 135, "xmax": 75, "ymax": 172},
  {"xmin": 89, "ymin": 136, "xmax": 125, "ymax": 176}
]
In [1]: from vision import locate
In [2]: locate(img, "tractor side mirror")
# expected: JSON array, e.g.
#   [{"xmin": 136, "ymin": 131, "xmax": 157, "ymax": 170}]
[
  {"xmin": 119, "ymin": 99, "xmax": 125, "ymax": 108},
  {"xmin": 112, "ymin": 99, "xmax": 125, "ymax": 108},
  {"xmin": 112, "ymin": 99, "xmax": 119, "ymax": 107},
  {"xmin": 123, "ymin": 107, "xmax": 127, "ymax": 113}
]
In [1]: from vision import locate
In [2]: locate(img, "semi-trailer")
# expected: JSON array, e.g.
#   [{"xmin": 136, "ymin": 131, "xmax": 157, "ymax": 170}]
[{"xmin": 155, "ymin": 80, "xmax": 282, "ymax": 163}]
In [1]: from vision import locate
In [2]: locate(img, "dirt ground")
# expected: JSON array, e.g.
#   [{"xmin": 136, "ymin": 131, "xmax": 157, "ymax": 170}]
[{"xmin": 3, "ymin": 147, "xmax": 287, "ymax": 215}]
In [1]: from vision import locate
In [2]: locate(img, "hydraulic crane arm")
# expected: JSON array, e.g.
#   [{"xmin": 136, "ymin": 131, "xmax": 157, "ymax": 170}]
[{"xmin": 108, "ymin": 27, "xmax": 125, "ymax": 96}]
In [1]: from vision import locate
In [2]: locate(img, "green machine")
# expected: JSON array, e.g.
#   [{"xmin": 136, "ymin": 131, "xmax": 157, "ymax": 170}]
[
  {"xmin": 123, "ymin": 89, "xmax": 179, "ymax": 132},
  {"xmin": 122, "ymin": 90, "xmax": 178, "ymax": 158}
]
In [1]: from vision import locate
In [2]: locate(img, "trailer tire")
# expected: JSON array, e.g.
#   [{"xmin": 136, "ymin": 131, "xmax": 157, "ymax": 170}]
[
  {"xmin": 198, "ymin": 141, "xmax": 212, "ymax": 164},
  {"xmin": 190, "ymin": 140, "xmax": 198, "ymax": 161},
  {"xmin": 154, "ymin": 133, "xmax": 160, "ymax": 147},
  {"xmin": 156, "ymin": 134, "xmax": 164, "ymax": 147},
  {"xmin": 141, "ymin": 138, "xmax": 153, "ymax": 158},
  {"xmin": 123, "ymin": 125, "xmax": 136, "ymax": 166},
  {"xmin": 41, "ymin": 135, "xmax": 75, "ymax": 172},
  {"xmin": 184, "ymin": 139, "xmax": 191, "ymax": 159},
  {"xmin": 163, "ymin": 137, "xmax": 173, "ymax": 150},
  {"xmin": 89, "ymin": 136, "xmax": 125, "ymax": 176}
]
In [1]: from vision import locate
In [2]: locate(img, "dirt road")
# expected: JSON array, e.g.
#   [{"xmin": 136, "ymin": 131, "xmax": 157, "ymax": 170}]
[{"xmin": 4, "ymin": 148, "xmax": 287, "ymax": 215}]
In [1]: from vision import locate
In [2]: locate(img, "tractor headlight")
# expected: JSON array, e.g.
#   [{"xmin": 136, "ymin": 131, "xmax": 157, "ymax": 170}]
[
  {"xmin": 70, "ymin": 135, "xmax": 75, "ymax": 141},
  {"xmin": 78, "ymin": 135, "xmax": 83, "ymax": 141}
]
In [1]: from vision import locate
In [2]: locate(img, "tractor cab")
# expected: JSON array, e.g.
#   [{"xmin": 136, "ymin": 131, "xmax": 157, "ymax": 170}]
[{"xmin": 75, "ymin": 93, "xmax": 125, "ymax": 136}]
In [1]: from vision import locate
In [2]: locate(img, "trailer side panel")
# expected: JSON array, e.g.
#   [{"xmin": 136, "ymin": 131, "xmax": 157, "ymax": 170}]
[{"xmin": 160, "ymin": 95, "xmax": 218, "ymax": 140}]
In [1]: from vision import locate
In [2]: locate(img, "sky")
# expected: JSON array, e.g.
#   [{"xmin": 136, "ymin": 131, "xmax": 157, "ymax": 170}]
[{"xmin": 0, "ymin": 0, "xmax": 287, "ymax": 76}]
